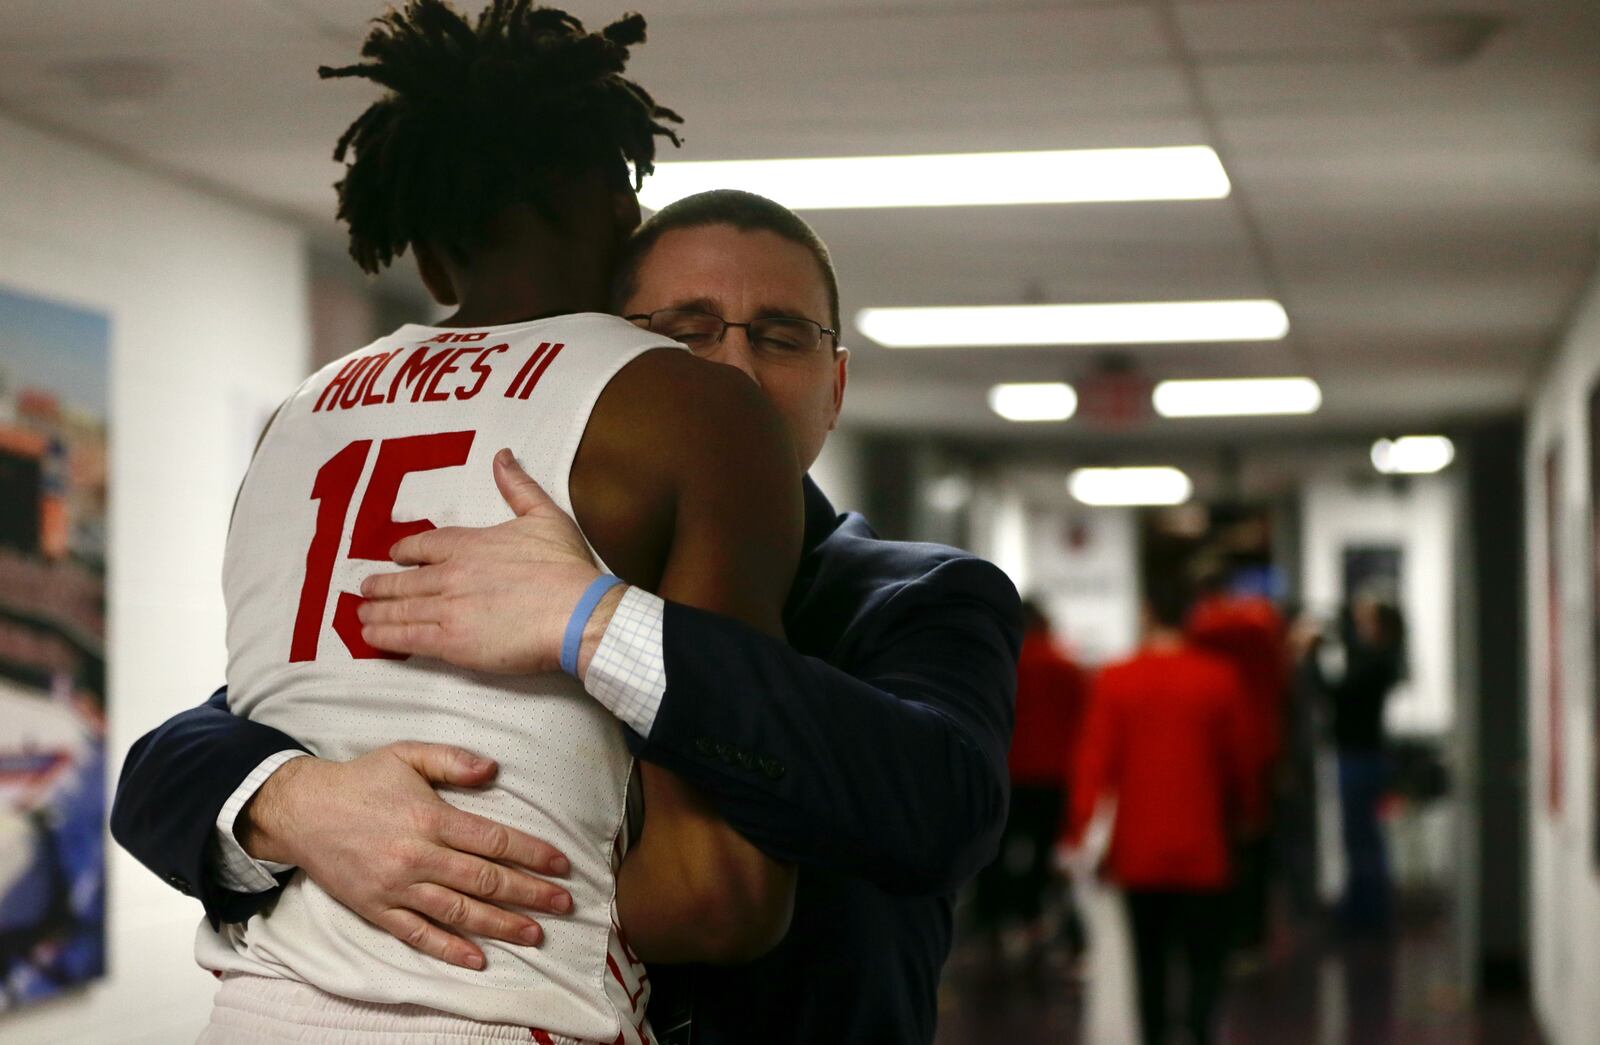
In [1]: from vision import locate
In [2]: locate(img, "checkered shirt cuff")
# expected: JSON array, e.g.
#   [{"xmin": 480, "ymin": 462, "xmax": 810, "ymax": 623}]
[
  {"xmin": 585, "ymin": 586, "xmax": 668, "ymax": 738},
  {"xmin": 209, "ymin": 749, "xmax": 310, "ymax": 893}
]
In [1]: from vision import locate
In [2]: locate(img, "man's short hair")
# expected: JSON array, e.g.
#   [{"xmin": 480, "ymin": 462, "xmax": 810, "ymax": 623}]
[
  {"xmin": 612, "ymin": 189, "xmax": 841, "ymax": 333},
  {"xmin": 1144, "ymin": 572, "xmax": 1194, "ymax": 630}
]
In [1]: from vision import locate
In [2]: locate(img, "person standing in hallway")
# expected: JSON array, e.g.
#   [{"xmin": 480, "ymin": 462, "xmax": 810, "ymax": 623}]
[
  {"xmin": 1317, "ymin": 595, "xmax": 1407, "ymax": 935},
  {"xmin": 973, "ymin": 598, "xmax": 1087, "ymax": 968},
  {"xmin": 1276, "ymin": 605, "xmax": 1326, "ymax": 922},
  {"xmin": 1067, "ymin": 574, "xmax": 1262, "ymax": 1045},
  {"xmin": 1186, "ymin": 568, "xmax": 1288, "ymax": 957}
]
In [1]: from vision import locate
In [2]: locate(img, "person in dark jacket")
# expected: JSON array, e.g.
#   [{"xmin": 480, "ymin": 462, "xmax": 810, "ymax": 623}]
[
  {"xmin": 112, "ymin": 188, "xmax": 1021, "ymax": 1045},
  {"xmin": 1323, "ymin": 596, "xmax": 1407, "ymax": 933}
]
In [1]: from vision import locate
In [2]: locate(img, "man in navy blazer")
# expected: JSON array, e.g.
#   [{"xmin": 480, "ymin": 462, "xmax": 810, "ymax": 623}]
[{"xmin": 113, "ymin": 190, "xmax": 1020, "ymax": 1044}]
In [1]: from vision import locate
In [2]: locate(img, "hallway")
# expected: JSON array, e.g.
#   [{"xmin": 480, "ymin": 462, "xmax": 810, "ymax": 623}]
[{"xmin": 936, "ymin": 903, "xmax": 1542, "ymax": 1045}]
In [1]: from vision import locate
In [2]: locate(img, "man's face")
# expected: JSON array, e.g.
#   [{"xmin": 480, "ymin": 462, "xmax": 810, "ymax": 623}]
[{"xmin": 622, "ymin": 225, "xmax": 848, "ymax": 471}]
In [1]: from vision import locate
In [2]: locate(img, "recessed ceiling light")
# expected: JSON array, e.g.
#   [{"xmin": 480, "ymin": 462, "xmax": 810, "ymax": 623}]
[
  {"xmin": 1068, "ymin": 467, "xmax": 1194, "ymax": 507},
  {"xmin": 638, "ymin": 146, "xmax": 1230, "ymax": 211},
  {"xmin": 856, "ymin": 300, "xmax": 1289, "ymax": 349},
  {"xmin": 1372, "ymin": 436, "xmax": 1455, "ymax": 475},
  {"xmin": 988, "ymin": 382, "xmax": 1078, "ymax": 422},
  {"xmin": 1153, "ymin": 377, "xmax": 1322, "ymax": 418}
]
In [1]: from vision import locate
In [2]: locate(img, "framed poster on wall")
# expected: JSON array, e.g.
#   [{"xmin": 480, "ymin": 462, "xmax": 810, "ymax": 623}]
[
  {"xmin": 0, "ymin": 285, "xmax": 109, "ymax": 1010},
  {"xmin": 1545, "ymin": 445, "xmax": 1564, "ymax": 817},
  {"xmin": 1341, "ymin": 543, "xmax": 1403, "ymax": 606}
]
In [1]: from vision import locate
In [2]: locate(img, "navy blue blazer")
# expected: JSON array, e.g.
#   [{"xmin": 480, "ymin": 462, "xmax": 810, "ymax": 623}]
[{"xmin": 111, "ymin": 477, "xmax": 1020, "ymax": 1044}]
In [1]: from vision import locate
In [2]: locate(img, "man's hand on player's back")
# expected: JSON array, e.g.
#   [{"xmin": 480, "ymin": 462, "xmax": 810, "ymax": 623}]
[
  {"xmin": 357, "ymin": 449, "xmax": 613, "ymax": 677},
  {"xmin": 240, "ymin": 741, "xmax": 574, "ymax": 971}
]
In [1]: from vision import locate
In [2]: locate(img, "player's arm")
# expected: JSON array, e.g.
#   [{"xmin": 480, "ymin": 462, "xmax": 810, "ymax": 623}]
[{"xmin": 598, "ymin": 356, "xmax": 804, "ymax": 964}]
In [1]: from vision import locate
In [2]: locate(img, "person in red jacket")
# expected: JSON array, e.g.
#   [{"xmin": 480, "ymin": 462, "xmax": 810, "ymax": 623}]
[
  {"xmin": 1187, "ymin": 583, "xmax": 1287, "ymax": 779},
  {"xmin": 974, "ymin": 599, "xmax": 1087, "ymax": 963},
  {"xmin": 1186, "ymin": 576, "xmax": 1288, "ymax": 953},
  {"xmin": 1067, "ymin": 575, "xmax": 1261, "ymax": 1045}
]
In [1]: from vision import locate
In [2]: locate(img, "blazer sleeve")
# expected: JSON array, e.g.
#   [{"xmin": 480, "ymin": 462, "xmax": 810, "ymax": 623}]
[
  {"xmin": 630, "ymin": 557, "xmax": 1020, "ymax": 897},
  {"xmin": 110, "ymin": 687, "xmax": 310, "ymax": 927}
]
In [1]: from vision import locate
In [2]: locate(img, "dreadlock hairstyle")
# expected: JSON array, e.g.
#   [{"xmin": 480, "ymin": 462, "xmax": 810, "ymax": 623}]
[{"xmin": 320, "ymin": 1, "xmax": 682, "ymax": 273}]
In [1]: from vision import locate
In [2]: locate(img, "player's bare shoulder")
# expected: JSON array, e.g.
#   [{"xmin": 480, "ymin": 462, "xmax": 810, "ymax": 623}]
[
  {"xmin": 571, "ymin": 342, "xmax": 802, "ymax": 590},
  {"xmin": 594, "ymin": 346, "xmax": 797, "ymax": 488}
]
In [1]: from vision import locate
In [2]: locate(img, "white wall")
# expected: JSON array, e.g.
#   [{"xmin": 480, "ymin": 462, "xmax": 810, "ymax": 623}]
[
  {"xmin": 0, "ymin": 112, "xmax": 309, "ymax": 1043},
  {"xmin": 808, "ymin": 425, "xmax": 864, "ymax": 514},
  {"xmin": 1025, "ymin": 506, "xmax": 1141, "ymax": 667},
  {"xmin": 968, "ymin": 477, "xmax": 1029, "ymax": 596},
  {"xmin": 963, "ymin": 469, "xmax": 1140, "ymax": 667},
  {"xmin": 1300, "ymin": 473, "xmax": 1459, "ymax": 736},
  {"xmin": 308, "ymin": 257, "xmax": 381, "ymax": 371},
  {"xmin": 1525, "ymin": 265, "xmax": 1600, "ymax": 1045}
]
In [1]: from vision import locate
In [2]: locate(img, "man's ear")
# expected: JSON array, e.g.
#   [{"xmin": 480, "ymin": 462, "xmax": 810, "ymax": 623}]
[
  {"xmin": 414, "ymin": 241, "xmax": 459, "ymax": 307},
  {"xmin": 829, "ymin": 347, "xmax": 850, "ymax": 430}
]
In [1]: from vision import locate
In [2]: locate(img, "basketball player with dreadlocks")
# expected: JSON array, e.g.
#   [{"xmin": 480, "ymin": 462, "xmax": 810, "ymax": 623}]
[{"xmin": 191, "ymin": 4, "xmax": 799, "ymax": 1042}]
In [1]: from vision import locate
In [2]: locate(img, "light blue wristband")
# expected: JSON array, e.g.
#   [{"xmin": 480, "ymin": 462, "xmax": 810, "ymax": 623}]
[{"xmin": 561, "ymin": 575, "xmax": 624, "ymax": 677}]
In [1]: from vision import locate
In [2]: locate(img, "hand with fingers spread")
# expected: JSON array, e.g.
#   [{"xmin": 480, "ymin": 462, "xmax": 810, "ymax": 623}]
[
  {"xmin": 238, "ymin": 741, "xmax": 573, "ymax": 971},
  {"xmin": 359, "ymin": 449, "xmax": 621, "ymax": 677}
]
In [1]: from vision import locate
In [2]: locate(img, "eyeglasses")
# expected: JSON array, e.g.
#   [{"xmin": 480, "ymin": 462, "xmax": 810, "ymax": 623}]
[{"xmin": 627, "ymin": 308, "xmax": 837, "ymax": 362}]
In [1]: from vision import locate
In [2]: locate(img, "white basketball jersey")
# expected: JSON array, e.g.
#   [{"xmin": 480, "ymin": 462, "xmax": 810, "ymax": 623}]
[{"xmin": 198, "ymin": 312, "xmax": 680, "ymax": 1043}]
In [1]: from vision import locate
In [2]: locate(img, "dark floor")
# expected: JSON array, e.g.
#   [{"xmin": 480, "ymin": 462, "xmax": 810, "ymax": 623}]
[{"xmin": 934, "ymin": 903, "xmax": 1542, "ymax": 1045}]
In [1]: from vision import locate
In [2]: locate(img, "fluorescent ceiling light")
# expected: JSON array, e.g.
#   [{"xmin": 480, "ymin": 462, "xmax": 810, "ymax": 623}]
[
  {"xmin": 637, "ymin": 146, "xmax": 1230, "ymax": 211},
  {"xmin": 1372, "ymin": 436, "xmax": 1455, "ymax": 475},
  {"xmin": 1153, "ymin": 377, "xmax": 1322, "ymax": 418},
  {"xmin": 989, "ymin": 382, "xmax": 1078, "ymax": 422},
  {"xmin": 1068, "ymin": 467, "xmax": 1194, "ymax": 507},
  {"xmin": 856, "ymin": 300, "xmax": 1289, "ymax": 349}
]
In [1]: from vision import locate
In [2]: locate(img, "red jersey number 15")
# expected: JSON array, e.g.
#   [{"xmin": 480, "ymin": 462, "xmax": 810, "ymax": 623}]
[{"xmin": 289, "ymin": 430, "xmax": 476, "ymax": 662}]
